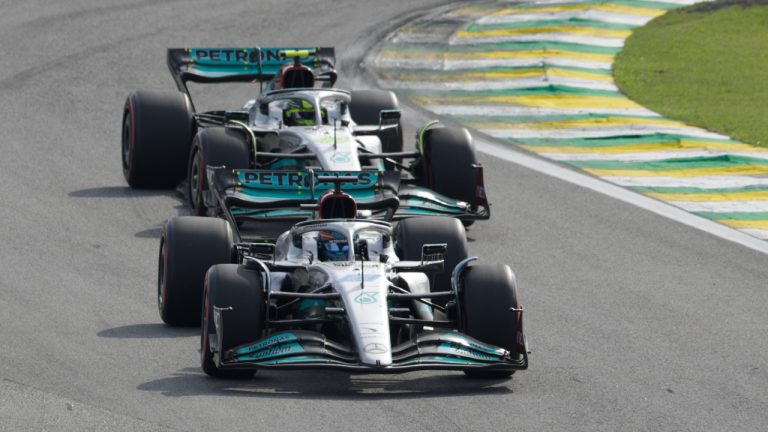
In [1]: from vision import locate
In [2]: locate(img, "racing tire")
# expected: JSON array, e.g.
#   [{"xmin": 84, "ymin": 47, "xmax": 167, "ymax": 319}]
[
  {"xmin": 395, "ymin": 217, "xmax": 468, "ymax": 298},
  {"xmin": 460, "ymin": 264, "xmax": 523, "ymax": 379},
  {"xmin": 122, "ymin": 90, "xmax": 194, "ymax": 188},
  {"xmin": 201, "ymin": 264, "xmax": 264, "ymax": 378},
  {"xmin": 421, "ymin": 127, "xmax": 478, "ymax": 206},
  {"xmin": 349, "ymin": 90, "xmax": 403, "ymax": 154},
  {"xmin": 158, "ymin": 216, "xmax": 234, "ymax": 326},
  {"xmin": 187, "ymin": 127, "xmax": 251, "ymax": 216}
]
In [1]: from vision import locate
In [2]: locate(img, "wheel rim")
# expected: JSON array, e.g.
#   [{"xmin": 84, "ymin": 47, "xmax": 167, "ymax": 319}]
[
  {"xmin": 201, "ymin": 285, "xmax": 211, "ymax": 364},
  {"xmin": 157, "ymin": 238, "xmax": 168, "ymax": 314},
  {"xmin": 122, "ymin": 111, "xmax": 132, "ymax": 174},
  {"xmin": 189, "ymin": 149, "xmax": 202, "ymax": 212}
]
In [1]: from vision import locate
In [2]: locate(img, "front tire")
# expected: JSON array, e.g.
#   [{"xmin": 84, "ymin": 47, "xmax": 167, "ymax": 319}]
[
  {"xmin": 461, "ymin": 264, "xmax": 523, "ymax": 379},
  {"xmin": 187, "ymin": 127, "xmax": 250, "ymax": 216},
  {"xmin": 421, "ymin": 126, "xmax": 478, "ymax": 205},
  {"xmin": 395, "ymin": 217, "xmax": 468, "ymax": 297},
  {"xmin": 122, "ymin": 90, "xmax": 194, "ymax": 188},
  {"xmin": 158, "ymin": 217, "xmax": 234, "ymax": 326},
  {"xmin": 201, "ymin": 264, "xmax": 264, "ymax": 378}
]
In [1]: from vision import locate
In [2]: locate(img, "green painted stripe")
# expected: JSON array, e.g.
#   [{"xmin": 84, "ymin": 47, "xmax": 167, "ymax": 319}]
[
  {"xmin": 696, "ymin": 212, "xmax": 768, "ymax": 221},
  {"xmin": 511, "ymin": 0, "xmax": 682, "ymax": 10},
  {"xmin": 514, "ymin": 134, "xmax": 740, "ymax": 148},
  {"xmin": 466, "ymin": 19, "xmax": 636, "ymax": 32},
  {"xmin": 568, "ymin": 155, "xmax": 768, "ymax": 171},
  {"xmin": 382, "ymin": 40, "xmax": 621, "ymax": 55},
  {"xmin": 631, "ymin": 185, "xmax": 768, "ymax": 195},
  {"xmin": 396, "ymin": 85, "xmax": 622, "ymax": 98},
  {"xmin": 376, "ymin": 64, "xmax": 613, "ymax": 76}
]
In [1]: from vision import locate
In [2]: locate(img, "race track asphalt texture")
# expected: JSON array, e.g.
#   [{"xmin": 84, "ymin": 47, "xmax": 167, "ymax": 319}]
[{"xmin": 1, "ymin": 1, "xmax": 767, "ymax": 431}]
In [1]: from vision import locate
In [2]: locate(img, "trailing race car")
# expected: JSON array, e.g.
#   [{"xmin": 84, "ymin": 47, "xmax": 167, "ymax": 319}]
[
  {"xmin": 121, "ymin": 47, "xmax": 489, "ymax": 222},
  {"xmin": 157, "ymin": 173, "xmax": 527, "ymax": 378}
]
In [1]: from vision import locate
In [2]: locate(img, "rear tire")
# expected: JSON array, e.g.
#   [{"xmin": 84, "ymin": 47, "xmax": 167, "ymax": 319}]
[
  {"xmin": 188, "ymin": 127, "xmax": 251, "ymax": 216},
  {"xmin": 349, "ymin": 90, "xmax": 403, "ymax": 154},
  {"xmin": 461, "ymin": 264, "xmax": 523, "ymax": 379},
  {"xmin": 395, "ymin": 217, "xmax": 468, "ymax": 297},
  {"xmin": 158, "ymin": 217, "xmax": 234, "ymax": 326},
  {"xmin": 201, "ymin": 264, "xmax": 264, "ymax": 378},
  {"xmin": 122, "ymin": 90, "xmax": 194, "ymax": 188},
  {"xmin": 422, "ymin": 127, "xmax": 478, "ymax": 205}
]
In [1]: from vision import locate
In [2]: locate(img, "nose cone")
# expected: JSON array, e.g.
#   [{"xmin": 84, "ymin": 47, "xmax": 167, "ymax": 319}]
[{"xmin": 357, "ymin": 321, "xmax": 392, "ymax": 366}]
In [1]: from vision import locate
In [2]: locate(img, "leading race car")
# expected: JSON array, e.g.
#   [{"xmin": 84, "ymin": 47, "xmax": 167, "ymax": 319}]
[
  {"xmin": 158, "ymin": 173, "xmax": 528, "ymax": 378},
  {"xmin": 121, "ymin": 47, "xmax": 489, "ymax": 222}
]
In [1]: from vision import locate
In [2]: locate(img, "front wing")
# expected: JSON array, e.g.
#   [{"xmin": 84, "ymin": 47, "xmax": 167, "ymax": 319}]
[{"xmin": 212, "ymin": 330, "xmax": 528, "ymax": 373}]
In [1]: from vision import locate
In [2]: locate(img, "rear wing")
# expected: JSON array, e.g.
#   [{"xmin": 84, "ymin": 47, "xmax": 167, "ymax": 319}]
[
  {"xmin": 210, "ymin": 168, "xmax": 401, "ymax": 222},
  {"xmin": 167, "ymin": 47, "xmax": 335, "ymax": 99}
]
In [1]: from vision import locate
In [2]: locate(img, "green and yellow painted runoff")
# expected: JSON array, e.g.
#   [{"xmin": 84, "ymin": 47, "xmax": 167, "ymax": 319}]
[{"xmin": 371, "ymin": 0, "xmax": 768, "ymax": 241}]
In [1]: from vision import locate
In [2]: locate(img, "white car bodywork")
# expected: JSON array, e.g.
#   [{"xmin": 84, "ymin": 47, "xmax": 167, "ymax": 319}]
[
  {"xmin": 268, "ymin": 220, "xmax": 431, "ymax": 367},
  {"xmin": 242, "ymin": 89, "xmax": 386, "ymax": 172}
]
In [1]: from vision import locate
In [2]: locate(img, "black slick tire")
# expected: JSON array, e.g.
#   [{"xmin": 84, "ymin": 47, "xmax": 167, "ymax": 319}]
[
  {"xmin": 395, "ymin": 217, "xmax": 468, "ymax": 297},
  {"xmin": 461, "ymin": 264, "xmax": 522, "ymax": 379},
  {"xmin": 187, "ymin": 127, "xmax": 250, "ymax": 216},
  {"xmin": 422, "ymin": 127, "xmax": 478, "ymax": 204},
  {"xmin": 158, "ymin": 217, "xmax": 234, "ymax": 326},
  {"xmin": 201, "ymin": 264, "xmax": 264, "ymax": 378},
  {"xmin": 122, "ymin": 90, "xmax": 194, "ymax": 188},
  {"xmin": 349, "ymin": 90, "xmax": 403, "ymax": 154}
]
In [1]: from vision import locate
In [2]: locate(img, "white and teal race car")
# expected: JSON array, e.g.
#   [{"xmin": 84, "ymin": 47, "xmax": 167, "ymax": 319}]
[
  {"xmin": 158, "ymin": 177, "xmax": 527, "ymax": 378},
  {"xmin": 121, "ymin": 47, "xmax": 489, "ymax": 223}
]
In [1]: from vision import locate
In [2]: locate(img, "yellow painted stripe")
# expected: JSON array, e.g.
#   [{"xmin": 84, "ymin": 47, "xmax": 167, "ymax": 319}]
[
  {"xmin": 513, "ymin": 94, "xmax": 643, "ymax": 109},
  {"xmin": 384, "ymin": 68, "xmax": 614, "ymax": 83},
  {"xmin": 411, "ymin": 94, "xmax": 644, "ymax": 109},
  {"xmin": 410, "ymin": 94, "xmax": 643, "ymax": 109},
  {"xmin": 457, "ymin": 26, "xmax": 631, "ymax": 40},
  {"xmin": 548, "ymin": 68, "xmax": 615, "ymax": 82},
  {"xmin": 377, "ymin": 49, "xmax": 614, "ymax": 63},
  {"xmin": 469, "ymin": 117, "xmax": 688, "ymax": 130},
  {"xmin": 719, "ymin": 219, "xmax": 768, "ymax": 230},
  {"xmin": 491, "ymin": 3, "xmax": 667, "ymax": 18},
  {"xmin": 647, "ymin": 191, "xmax": 768, "ymax": 202},
  {"xmin": 588, "ymin": 166, "xmax": 768, "ymax": 178},
  {"xmin": 523, "ymin": 141, "xmax": 768, "ymax": 155}
]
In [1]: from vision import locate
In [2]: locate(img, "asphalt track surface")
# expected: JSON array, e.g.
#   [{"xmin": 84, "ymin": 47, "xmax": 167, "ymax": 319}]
[{"xmin": 1, "ymin": 1, "xmax": 767, "ymax": 431}]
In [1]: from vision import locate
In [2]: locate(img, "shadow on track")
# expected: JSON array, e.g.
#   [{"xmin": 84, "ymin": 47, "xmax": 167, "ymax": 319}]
[
  {"xmin": 97, "ymin": 323, "xmax": 197, "ymax": 339},
  {"xmin": 69, "ymin": 185, "xmax": 190, "ymax": 238},
  {"xmin": 68, "ymin": 186, "xmax": 179, "ymax": 199},
  {"xmin": 137, "ymin": 368, "xmax": 514, "ymax": 400}
]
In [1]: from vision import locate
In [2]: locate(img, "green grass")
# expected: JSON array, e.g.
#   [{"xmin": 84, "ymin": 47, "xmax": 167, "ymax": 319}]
[{"xmin": 614, "ymin": 1, "xmax": 768, "ymax": 147}]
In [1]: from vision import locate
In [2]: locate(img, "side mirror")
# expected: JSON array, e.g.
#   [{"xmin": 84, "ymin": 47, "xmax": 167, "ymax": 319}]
[
  {"xmin": 378, "ymin": 109, "xmax": 401, "ymax": 128},
  {"xmin": 421, "ymin": 243, "xmax": 446, "ymax": 263}
]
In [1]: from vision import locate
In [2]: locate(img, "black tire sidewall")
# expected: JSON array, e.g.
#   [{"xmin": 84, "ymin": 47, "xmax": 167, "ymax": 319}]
[
  {"xmin": 201, "ymin": 264, "xmax": 264, "ymax": 377},
  {"xmin": 123, "ymin": 90, "xmax": 194, "ymax": 189},
  {"xmin": 158, "ymin": 217, "xmax": 234, "ymax": 326}
]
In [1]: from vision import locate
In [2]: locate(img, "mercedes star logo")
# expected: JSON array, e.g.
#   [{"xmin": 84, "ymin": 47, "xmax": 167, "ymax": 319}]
[{"xmin": 364, "ymin": 343, "xmax": 388, "ymax": 354}]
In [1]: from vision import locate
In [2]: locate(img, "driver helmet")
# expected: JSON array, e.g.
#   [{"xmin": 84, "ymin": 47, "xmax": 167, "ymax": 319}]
[
  {"xmin": 316, "ymin": 230, "xmax": 349, "ymax": 262},
  {"xmin": 283, "ymin": 98, "xmax": 317, "ymax": 126}
]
